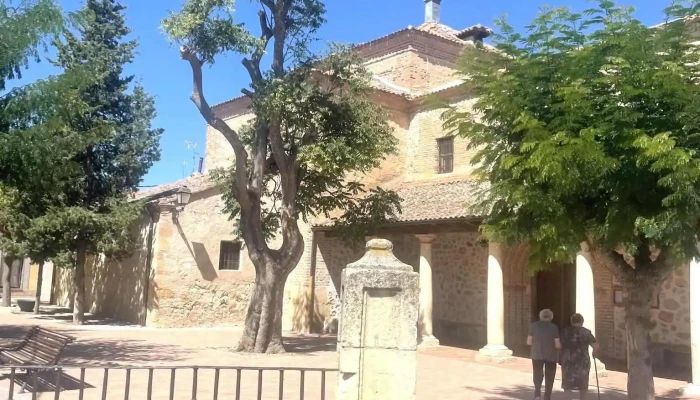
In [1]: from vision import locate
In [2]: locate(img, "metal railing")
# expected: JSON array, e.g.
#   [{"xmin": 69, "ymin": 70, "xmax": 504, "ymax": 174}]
[{"xmin": 1, "ymin": 365, "xmax": 337, "ymax": 400}]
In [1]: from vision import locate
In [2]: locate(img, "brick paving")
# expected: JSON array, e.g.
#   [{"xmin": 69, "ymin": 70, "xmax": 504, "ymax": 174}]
[{"xmin": 0, "ymin": 307, "xmax": 696, "ymax": 399}]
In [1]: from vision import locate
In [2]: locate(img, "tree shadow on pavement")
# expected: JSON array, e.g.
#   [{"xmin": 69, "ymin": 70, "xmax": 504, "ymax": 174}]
[
  {"xmin": 22, "ymin": 307, "xmax": 136, "ymax": 326},
  {"xmin": 283, "ymin": 335, "xmax": 337, "ymax": 353},
  {"xmin": 463, "ymin": 384, "xmax": 630, "ymax": 400},
  {"xmin": 0, "ymin": 324, "xmax": 186, "ymax": 367}
]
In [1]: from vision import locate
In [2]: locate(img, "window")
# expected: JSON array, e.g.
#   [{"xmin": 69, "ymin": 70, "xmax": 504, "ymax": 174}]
[
  {"xmin": 218, "ymin": 241, "xmax": 242, "ymax": 270},
  {"xmin": 437, "ymin": 137, "xmax": 454, "ymax": 174}
]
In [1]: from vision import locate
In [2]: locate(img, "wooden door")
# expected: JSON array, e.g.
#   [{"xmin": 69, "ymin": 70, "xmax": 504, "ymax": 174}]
[{"xmin": 534, "ymin": 263, "xmax": 576, "ymax": 329}]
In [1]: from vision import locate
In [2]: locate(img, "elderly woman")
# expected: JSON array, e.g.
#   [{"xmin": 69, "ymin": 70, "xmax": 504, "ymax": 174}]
[
  {"xmin": 527, "ymin": 309, "xmax": 561, "ymax": 400},
  {"xmin": 560, "ymin": 313, "xmax": 600, "ymax": 399}
]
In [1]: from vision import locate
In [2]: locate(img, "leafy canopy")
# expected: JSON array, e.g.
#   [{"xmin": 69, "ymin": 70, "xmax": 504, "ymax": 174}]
[
  {"xmin": 163, "ymin": 0, "xmax": 400, "ymax": 242},
  {"xmin": 0, "ymin": 0, "xmax": 65, "ymax": 89},
  {"xmin": 444, "ymin": 0, "xmax": 700, "ymax": 270},
  {"xmin": 7, "ymin": 0, "xmax": 163, "ymax": 265},
  {"xmin": 0, "ymin": 0, "xmax": 100, "ymax": 261},
  {"xmin": 43, "ymin": 0, "xmax": 161, "ymax": 262}
]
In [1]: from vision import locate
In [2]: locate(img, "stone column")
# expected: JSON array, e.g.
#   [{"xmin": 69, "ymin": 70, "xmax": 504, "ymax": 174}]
[
  {"xmin": 337, "ymin": 239, "xmax": 420, "ymax": 400},
  {"xmin": 576, "ymin": 244, "xmax": 606, "ymax": 375},
  {"xmin": 478, "ymin": 242, "xmax": 513, "ymax": 361},
  {"xmin": 684, "ymin": 258, "xmax": 700, "ymax": 395},
  {"xmin": 415, "ymin": 234, "xmax": 439, "ymax": 347}
]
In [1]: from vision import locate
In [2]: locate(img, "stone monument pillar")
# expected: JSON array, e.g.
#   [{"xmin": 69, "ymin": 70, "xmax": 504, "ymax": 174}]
[{"xmin": 337, "ymin": 238, "xmax": 420, "ymax": 400}]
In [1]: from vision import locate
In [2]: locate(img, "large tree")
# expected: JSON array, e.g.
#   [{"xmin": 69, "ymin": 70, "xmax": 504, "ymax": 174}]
[
  {"xmin": 50, "ymin": 0, "xmax": 162, "ymax": 324},
  {"xmin": 162, "ymin": 0, "xmax": 400, "ymax": 353},
  {"xmin": 443, "ymin": 1, "xmax": 700, "ymax": 398}
]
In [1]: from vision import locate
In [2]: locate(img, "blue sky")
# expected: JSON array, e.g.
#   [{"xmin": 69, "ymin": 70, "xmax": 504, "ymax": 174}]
[{"xmin": 20, "ymin": 0, "xmax": 671, "ymax": 187}]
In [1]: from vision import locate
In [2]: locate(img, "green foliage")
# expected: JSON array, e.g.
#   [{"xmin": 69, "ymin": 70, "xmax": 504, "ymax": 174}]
[
  {"xmin": 0, "ymin": 0, "xmax": 64, "ymax": 89},
  {"xmin": 0, "ymin": 0, "xmax": 161, "ymax": 268},
  {"xmin": 44, "ymin": 0, "xmax": 162, "ymax": 260},
  {"xmin": 165, "ymin": 1, "xmax": 400, "ymax": 244},
  {"xmin": 444, "ymin": 0, "xmax": 700, "ymax": 271},
  {"xmin": 0, "ymin": 0, "xmax": 97, "ymax": 261}
]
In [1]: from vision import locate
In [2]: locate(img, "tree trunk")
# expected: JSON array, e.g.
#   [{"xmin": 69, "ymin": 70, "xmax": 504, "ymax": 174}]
[
  {"xmin": 34, "ymin": 261, "xmax": 44, "ymax": 314},
  {"xmin": 237, "ymin": 260, "xmax": 290, "ymax": 354},
  {"xmin": 625, "ymin": 276, "xmax": 660, "ymax": 400},
  {"xmin": 73, "ymin": 243, "xmax": 87, "ymax": 325},
  {"xmin": 1, "ymin": 255, "xmax": 13, "ymax": 307}
]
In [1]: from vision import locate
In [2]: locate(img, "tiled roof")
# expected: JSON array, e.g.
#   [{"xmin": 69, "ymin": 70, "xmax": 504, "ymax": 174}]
[
  {"xmin": 390, "ymin": 179, "xmax": 485, "ymax": 222},
  {"xmin": 416, "ymin": 22, "xmax": 466, "ymax": 44},
  {"xmin": 313, "ymin": 179, "xmax": 485, "ymax": 227},
  {"xmin": 133, "ymin": 173, "xmax": 216, "ymax": 202}
]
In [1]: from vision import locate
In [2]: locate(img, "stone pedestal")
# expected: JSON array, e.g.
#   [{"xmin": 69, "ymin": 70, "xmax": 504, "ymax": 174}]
[
  {"xmin": 416, "ymin": 234, "xmax": 439, "ymax": 347},
  {"xmin": 337, "ymin": 239, "xmax": 420, "ymax": 400},
  {"xmin": 576, "ymin": 245, "xmax": 606, "ymax": 376},
  {"xmin": 684, "ymin": 258, "xmax": 700, "ymax": 395},
  {"xmin": 478, "ymin": 242, "xmax": 513, "ymax": 362}
]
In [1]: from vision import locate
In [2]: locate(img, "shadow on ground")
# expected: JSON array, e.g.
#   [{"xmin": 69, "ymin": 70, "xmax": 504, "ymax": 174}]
[
  {"xmin": 283, "ymin": 335, "xmax": 337, "ymax": 353},
  {"xmin": 0, "ymin": 324, "xmax": 186, "ymax": 367},
  {"xmin": 0, "ymin": 370, "xmax": 95, "ymax": 393},
  {"xmin": 464, "ymin": 384, "xmax": 629, "ymax": 400},
  {"xmin": 21, "ymin": 307, "xmax": 136, "ymax": 327}
]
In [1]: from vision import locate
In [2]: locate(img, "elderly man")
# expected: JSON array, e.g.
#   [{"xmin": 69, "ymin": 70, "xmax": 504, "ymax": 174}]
[{"xmin": 527, "ymin": 309, "xmax": 561, "ymax": 400}]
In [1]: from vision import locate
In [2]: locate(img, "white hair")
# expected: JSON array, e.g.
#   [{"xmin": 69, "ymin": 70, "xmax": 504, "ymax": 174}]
[{"xmin": 539, "ymin": 309, "xmax": 554, "ymax": 322}]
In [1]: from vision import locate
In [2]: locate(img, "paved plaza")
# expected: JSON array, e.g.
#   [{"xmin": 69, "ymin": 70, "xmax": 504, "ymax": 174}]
[{"xmin": 0, "ymin": 307, "xmax": 695, "ymax": 399}]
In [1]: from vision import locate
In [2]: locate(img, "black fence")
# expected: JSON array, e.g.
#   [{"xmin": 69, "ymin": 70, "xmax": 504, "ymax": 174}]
[{"xmin": 0, "ymin": 365, "xmax": 337, "ymax": 400}]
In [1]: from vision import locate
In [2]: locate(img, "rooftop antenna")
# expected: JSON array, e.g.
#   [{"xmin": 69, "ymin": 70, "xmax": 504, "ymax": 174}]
[{"xmin": 185, "ymin": 140, "xmax": 199, "ymax": 176}]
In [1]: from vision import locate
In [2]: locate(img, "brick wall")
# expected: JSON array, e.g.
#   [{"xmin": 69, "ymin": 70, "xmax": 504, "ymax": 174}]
[
  {"xmin": 405, "ymin": 100, "xmax": 479, "ymax": 182},
  {"xmin": 503, "ymin": 243, "xmax": 532, "ymax": 350},
  {"xmin": 365, "ymin": 49, "xmax": 458, "ymax": 92},
  {"xmin": 592, "ymin": 257, "xmax": 615, "ymax": 358}
]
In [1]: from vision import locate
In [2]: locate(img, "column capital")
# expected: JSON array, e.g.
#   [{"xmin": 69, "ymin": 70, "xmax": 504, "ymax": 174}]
[{"xmin": 415, "ymin": 234, "xmax": 437, "ymax": 244}]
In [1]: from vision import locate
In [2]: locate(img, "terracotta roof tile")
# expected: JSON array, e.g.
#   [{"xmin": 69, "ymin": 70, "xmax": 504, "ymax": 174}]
[
  {"xmin": 416, "ymin": 22, "xmax": 466, "ymax": 44},
  {"xmin": 133, "ymin": 173, "xmax": 216, "ymax": 202},
  {"xmin": 389, "ymin": 179, "xmax": 485, "ymax": 222},
  {"xmin": 313, "ymin": 179, "xmax": 485, "ymax": 227}
]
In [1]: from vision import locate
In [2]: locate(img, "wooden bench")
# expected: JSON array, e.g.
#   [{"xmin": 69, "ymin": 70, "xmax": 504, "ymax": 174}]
[{"xmin": 0, "ymin": 326, "xmax": 75, "ymax": 392}]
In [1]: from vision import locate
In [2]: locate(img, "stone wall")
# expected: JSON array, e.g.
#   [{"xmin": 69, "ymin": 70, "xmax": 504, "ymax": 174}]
[
  {"xmin": 53, "ymin": 214, "xmax": 152, "ymax": 325},
  {"xmin": 432, "ymin": 232, "xmax": 488, "ymax": 345},
  {"xmin": 147, "ymin": 188, "xmax": 256, "ymax": 328},
  {"xmin": 314, "ymin": 231, "xmax": 489, "ymax": 345},
  {"xmin": 612, "ymin": 264, "xmax": 691, "ymax": 366}
]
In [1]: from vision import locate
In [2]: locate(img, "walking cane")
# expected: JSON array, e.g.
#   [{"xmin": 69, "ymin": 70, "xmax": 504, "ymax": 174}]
[{"xmin": 593, "ymin": 356, "xmax": 602, "ymax": 400}]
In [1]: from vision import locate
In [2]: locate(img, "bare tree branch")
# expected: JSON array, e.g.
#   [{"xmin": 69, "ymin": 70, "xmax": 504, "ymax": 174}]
[{"xmin": 180, "ymin": 46, "xmax": 251, "ymax": 211}]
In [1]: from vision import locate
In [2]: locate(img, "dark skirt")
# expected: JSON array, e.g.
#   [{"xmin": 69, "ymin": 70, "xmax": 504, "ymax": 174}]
[{"xmin": 561, "ymin": 351, "xmax": 591, "ymax": 391}]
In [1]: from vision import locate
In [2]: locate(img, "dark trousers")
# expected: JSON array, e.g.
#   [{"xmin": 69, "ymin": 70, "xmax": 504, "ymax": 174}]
[{"xmin": 532, "ymin": 360, "xmax": 557, "ymax": 400}]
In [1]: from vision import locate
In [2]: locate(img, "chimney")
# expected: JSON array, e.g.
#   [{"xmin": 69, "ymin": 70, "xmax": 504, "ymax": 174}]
[
  {"xmin": 197, "ymin": 157, "xmax": 204, "ymax": 173},
  {"xmin": 425, "ymin": 0, "xmax": 441, "ymax": 23}
]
